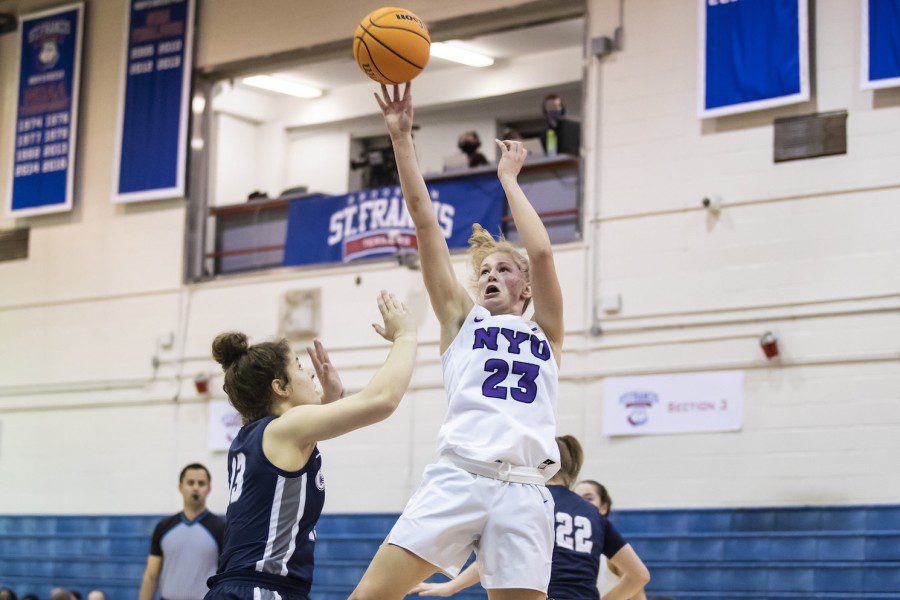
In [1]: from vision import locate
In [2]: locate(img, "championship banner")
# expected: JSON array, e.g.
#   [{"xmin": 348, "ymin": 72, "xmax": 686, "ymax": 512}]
[
  {"xmin": 283, "ymin": 177, "xmax": 505, "ymax": 267},
  {"xmin": 699, "ymin": 0, "xmax": 809, "ymax": 118},
  {"xmin": 113, "ymin": 0, "xmax": 194, "ymax": 203},
  {"xmin": 7, "ymin": 3, "xmax": 83, "ymax": 218},
  {"xmin": 862, "ymin": 0, "xmax": 900, "ymax": 90},
  {"xmin": 603, "ymin": 371, "xmax": 744, "ymax": 436}
]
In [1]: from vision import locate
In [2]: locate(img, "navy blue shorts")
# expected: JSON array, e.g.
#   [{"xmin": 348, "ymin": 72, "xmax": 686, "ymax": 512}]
[{"xmin": 204, "ymin": 582, "xmax": 309, "ymax": 600}]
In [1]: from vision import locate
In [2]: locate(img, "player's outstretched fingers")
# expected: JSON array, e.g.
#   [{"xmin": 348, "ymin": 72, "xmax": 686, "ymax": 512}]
[
  {"xmin": 494, "ymin": 138, "xmax": 507, "ymax": 154},
  {"xmin": 387, "ymin": 291, "xmax": 401, "ymax": 313},
  {"xmin": 377, "ymin": 290, "xmax": 388, "ymax": 318},
  {"xmin": 306, "ymin": 345, "xmax": 324, "ymax": 377},
  {"xmin": 374, "ymin": 91, "xmax": 387, "ymax": 111},
  {"xmin": 315, "ymin": 339, "xmax": 331, "ymax": 366}
]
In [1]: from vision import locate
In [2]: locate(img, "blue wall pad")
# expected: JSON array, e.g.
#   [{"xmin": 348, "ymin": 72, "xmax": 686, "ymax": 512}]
[{"xmin": 2, "ymin": 505, "xmax": 899, "ymax": 600}]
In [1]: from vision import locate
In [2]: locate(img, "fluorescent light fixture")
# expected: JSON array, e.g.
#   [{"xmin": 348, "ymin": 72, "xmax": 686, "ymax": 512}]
[
  {"xmin": 241, "ymin": 75, "xmax": 323, "ymax": 99},
  {"xmin": 191, "ymin": 95, "xmax": 206, "ymax": 114},
  {"xmin": 430, "ymin": 42, "xmax": 494, "ymax": 68}
]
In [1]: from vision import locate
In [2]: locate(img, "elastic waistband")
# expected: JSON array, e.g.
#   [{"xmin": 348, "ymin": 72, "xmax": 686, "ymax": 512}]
[
  {"xmin": 207, "ymin": 572, "xmax": 311, "ymax": 597},
  {"xmin": 439, "ymin": 453, "xmax": 553, "ymax": 484}
]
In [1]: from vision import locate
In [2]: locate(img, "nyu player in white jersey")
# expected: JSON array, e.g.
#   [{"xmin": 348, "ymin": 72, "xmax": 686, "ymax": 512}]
[{"xmin": 350, "ymin": 83, "xmax": 565, "ymax": 600}]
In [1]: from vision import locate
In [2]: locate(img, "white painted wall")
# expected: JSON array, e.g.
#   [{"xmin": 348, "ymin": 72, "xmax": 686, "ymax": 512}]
[
  {"xmin": 1, "ymin": 0, "xmax": 899, "ymax": 518},
  {"xmin": 212, "ymin": 113, "xmax": 262, "ymax": 205},
  {"xmin": 285, "ymin": 128, "xmax": 352, "ymax": 196},
  {"xmin": 577, "ymin": 0, "xmax": 900, "ymax": 509}
]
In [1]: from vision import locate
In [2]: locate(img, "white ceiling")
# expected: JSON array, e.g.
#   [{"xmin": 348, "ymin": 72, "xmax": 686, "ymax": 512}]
[{"xmin": 240, "ymin": 18, "xmax": 584, "ymax": 93}]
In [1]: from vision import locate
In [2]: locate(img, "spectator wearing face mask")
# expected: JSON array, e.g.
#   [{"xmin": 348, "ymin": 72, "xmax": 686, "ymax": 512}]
[
  {"xmin": 542, "ymin": 93, "xmax": 581, "ymax": 157},
  {"xmin": 457, "ymin": 131, "xmax": 489, "ymax": 168}
]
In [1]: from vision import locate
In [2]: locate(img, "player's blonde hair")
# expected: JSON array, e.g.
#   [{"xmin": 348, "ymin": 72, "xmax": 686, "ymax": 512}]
[{"xmin": 467, "ymin": 224, "xmax": 530, "ymax": 301}]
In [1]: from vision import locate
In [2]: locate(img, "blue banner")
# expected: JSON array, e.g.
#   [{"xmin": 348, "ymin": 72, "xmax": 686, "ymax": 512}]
[
  {"xmin": 863, "ymin": 0, "xmax": 900, "ymax": 89},
  {"xmin": 114, "ymin": 0, "xmax": 194, "ymax": 203},
  {"xmin": 8, "ymin": 4, "xmax": 83, "ymax": 217},
  {"xmin": 283, "ymin": 177, "xmax": 505, "ymax": 267},
  {"xmin": 699, "ymin": 0, "xmax": 809, "ymax": 118}
]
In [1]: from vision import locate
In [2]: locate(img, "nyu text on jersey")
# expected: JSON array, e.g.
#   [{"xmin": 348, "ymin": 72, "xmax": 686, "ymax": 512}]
[{"xmin": 438, "ymin": 304, "xmax": 560, "ymax": 478}]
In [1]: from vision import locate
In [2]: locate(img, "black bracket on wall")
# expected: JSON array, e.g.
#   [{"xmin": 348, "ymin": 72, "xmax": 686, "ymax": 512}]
[{"xmin": 0, "ymin": 13, "xmax": 17, "ymax": 35}]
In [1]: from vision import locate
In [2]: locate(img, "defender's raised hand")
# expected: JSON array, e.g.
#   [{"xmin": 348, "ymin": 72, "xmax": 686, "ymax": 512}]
[
  {"xmin": 372, "ymin": 290, "xmax": 415, "ymax": 342},
  {"xmin": 495, "ymin": 138, "xmax": 528, "ymax": 182},
  {"xmin": 306, "ymin": 339, "xmax": 344, "ymax": 403},
  {"xmin": 374, "ymin": 83, "xmax": 413, "ymax": 138}
]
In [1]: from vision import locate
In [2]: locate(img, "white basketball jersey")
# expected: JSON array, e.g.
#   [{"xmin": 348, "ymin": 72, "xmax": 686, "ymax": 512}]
[{"xmin": 437, "ymin": 304, "xmax": 560, "ymax": 476}]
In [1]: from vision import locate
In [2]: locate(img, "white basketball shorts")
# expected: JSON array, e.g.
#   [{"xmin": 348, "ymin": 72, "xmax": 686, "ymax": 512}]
[{"xmin": 387, "ymin": 461, "xmax": 556, "ymax": 591}]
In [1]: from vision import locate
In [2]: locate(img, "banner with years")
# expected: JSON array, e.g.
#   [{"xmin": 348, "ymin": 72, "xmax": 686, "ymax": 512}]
[
  {"xmin": 114, "ymin": 0, "xmax": 195, "ymax": 203},
  {"xmin": 7, "ymin": 3, "xmax": 83, "ymax": 217},
  {"xmin": 603, "ymin": 371, "xmax": 744, "ymax": 436}
]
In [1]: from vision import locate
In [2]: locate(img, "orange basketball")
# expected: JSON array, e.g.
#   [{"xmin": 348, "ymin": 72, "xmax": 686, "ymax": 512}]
[{"xmin": 353, "ymin": 7, "xmax": 430, "ymax": 85}]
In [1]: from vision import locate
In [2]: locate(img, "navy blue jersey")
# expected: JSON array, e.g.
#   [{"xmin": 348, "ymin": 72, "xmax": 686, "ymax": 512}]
[
  {"xmin": 210, "ymin": 416, "xmax": 325, "ymax": 597},
  {"xmin": 547, "ymin": 485, "xmax": 627, "ymax": 600}
]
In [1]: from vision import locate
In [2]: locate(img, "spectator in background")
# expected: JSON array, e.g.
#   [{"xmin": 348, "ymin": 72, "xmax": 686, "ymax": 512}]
[
  {"xmin": 0, "ymin": 588, "xmax": 17, "ymax": 600},
  {"xmin": 500, "ymin": 127, "xmax": 524, "ymax": 142},
  {"xmin": 49, "ymin": 590, "xmax": 73, "ymax": 600},
  {"xmin": 86, "ymin": 592, "xmax": 106, "ymax": 600},
  {"xmin": 139, "ymin": 463, "xmax": 225, "ymax": 600},
  {"xmin": 21, "ymin": 595, "xmax": 38, "ymax": 600},
  {"xmin": 69, "ymin": 593, "xmax": 80, "ymax": 600},
  {"xmin": 457, "ymin": 131, "xmax": 489, "ymax": 168},
  {"xmin": 542, "ymin": 93, "xmax": 581, "ymax": 156}
]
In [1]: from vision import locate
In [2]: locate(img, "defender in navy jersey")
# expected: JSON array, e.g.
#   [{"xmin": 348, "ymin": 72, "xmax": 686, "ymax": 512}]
[
  {"xmin": 546, "ymin": 485, "xmax": 624, "ymax": 600},
  {"xmin": 205, "ymin": 291, "xmax": 417, "ymax": 600},
  {"xmin": 411, "ymin": 436, "xmax": 650, "ymax": 600},
  {"xmin": 212, "ymin": 417, "xmax": 325, "ymax": 595}
]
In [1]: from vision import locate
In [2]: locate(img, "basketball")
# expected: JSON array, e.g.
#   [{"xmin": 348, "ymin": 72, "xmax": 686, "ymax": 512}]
[{"xmin": 354, "ymin": 7, "xmax": 430, "ymax": 85}]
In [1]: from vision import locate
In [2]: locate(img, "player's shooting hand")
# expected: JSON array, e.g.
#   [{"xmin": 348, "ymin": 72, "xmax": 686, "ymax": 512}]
[
  {"xmin": 306, "ymin": 339, "xmax": 344, "ymax": 403},
  {"xmin": 372, "ymin": 290, "xmax": 416, "ymax": 342},
  {"xmin": 495, "ymin": 138, "xmax": 527, "ymax": 182},
  {"xmin": 374, "ymin": 83, "xmax": 413, "ymax": 137}
]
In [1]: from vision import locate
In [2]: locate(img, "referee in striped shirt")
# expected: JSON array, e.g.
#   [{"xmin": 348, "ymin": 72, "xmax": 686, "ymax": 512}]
[{"xmin": 139, "ymin": 463, "xmax": 225, "ymax": 600}]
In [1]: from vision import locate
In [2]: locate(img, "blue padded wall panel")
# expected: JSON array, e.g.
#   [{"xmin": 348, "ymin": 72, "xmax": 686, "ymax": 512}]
[{"xmin": 2, "ymin": 506, "xmax": 899, "ymax": 600}]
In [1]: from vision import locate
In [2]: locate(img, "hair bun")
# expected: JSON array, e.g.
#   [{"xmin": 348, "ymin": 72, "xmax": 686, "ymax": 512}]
[{"xmin": 212, "ymin": 332, "xmax": 249, "ymax": 370}]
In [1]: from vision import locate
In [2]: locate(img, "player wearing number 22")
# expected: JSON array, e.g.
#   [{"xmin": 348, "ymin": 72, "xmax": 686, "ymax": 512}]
[{"xmin": 350, "ymin": 83, "xmax": 565, "ymax": 600}]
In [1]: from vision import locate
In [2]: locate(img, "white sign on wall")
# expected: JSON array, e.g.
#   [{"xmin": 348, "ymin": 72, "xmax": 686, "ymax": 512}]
[
  {"xmin": 603, "ymin": 371, "xmax": 744, "ymax": 436},
  {"xmin": 208, "ymin": 399, "xmax": 243, "ymax": 451}
]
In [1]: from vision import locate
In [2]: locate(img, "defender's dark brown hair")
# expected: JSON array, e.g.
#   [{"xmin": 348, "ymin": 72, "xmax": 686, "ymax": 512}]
[
  {"xmin": 179, "ymin": 463, "xmax": 211, "ymax": 484},
  {"xmin": 212, "ymin": 332, "xmax": 292, "ymax": 422},
  {"xmin": 555, "ymin": 434, "xmax": 585, "ymax": 488}
]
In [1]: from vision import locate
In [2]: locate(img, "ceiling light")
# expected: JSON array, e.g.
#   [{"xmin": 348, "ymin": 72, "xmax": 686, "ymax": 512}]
[
  {"xmin": 430, "ymin": 42, "xmax": 494, "ymax": 67},
  {"xmin": 241, "ymin": 75, "xmax": 323, "ymax": 99},
  {"xmin": 191, "ymin": 95, "xmax": 206, "ymax": 113}
]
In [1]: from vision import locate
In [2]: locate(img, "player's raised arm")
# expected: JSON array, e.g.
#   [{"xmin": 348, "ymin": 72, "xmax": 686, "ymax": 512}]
[
  {"xmin": 494, "ymin": 139, "xmax": 564, "ymax": 359},
  {"xmin": 267, "ymin": 291, "xmax": 417, "ymax": 446},
  {"xmin": 375, "ymin": 84, "xmax": 473, "ymax": 342}
]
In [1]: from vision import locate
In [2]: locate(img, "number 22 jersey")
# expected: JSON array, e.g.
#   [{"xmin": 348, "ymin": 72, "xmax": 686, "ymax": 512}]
[{"xmin": 437, "ymin": 304, "xmax": 560, "ymax": 474}]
